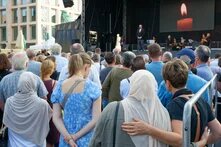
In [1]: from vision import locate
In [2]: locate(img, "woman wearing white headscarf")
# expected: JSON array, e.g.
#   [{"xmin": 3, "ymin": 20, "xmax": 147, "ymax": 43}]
[
  {"xmin": 3, "ymin": 72, "xmax": 52, "ymax": 147},
  {"xmin": 121, "ymin": 70, "xmax": 171, "ymax": 147},
  {"xmin": 89, "ymin": 70, "xmax": 171, "ymax": 147}
]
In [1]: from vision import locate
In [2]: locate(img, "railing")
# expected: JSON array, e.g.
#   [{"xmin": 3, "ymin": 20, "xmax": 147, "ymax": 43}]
[{"xmin": 183, "ymin": 74, "xmax": 217, "ymax": 147}]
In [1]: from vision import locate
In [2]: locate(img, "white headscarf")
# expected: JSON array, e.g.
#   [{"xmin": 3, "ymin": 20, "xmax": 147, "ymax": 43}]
[
  {"xmin": 3, "ymin": 72, "xmax": 52, "ymax": 145},
  {"xmin": 122, "ymin": 70, "xmax": 171, "ymax": 147}
]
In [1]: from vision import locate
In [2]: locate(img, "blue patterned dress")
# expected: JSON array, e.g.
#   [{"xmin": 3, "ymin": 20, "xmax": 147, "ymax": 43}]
[{"xmin": 51, "ymin": 80, "xmax": 101, "ymax": 147}]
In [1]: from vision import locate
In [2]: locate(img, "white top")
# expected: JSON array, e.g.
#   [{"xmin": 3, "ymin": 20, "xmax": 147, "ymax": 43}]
[
  {"xmin": 58, "ymin": 64, "xmax": 102, "ymax": 89},
  {"xmin": 94, "ymin": 62, "xmax": 105, "ymax": 75},
  {"xmin": 8, "ymin": 129, "xmax": 46, "ymax": 147}
]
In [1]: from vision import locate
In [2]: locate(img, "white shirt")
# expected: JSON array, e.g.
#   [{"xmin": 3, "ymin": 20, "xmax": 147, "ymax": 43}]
[
  {"xmin": 54, "ymin": 55, "xmax": 68, "ymax": 73},
  {"xmin": 58, "ymin": 64, "xmax": 102, "ymax": 89}
]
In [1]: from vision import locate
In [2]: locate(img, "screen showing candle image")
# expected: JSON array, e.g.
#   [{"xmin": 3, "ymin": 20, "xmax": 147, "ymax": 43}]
[{"xmin": 160, "ymin": 0, "xmax": 215, "ymax": 32}]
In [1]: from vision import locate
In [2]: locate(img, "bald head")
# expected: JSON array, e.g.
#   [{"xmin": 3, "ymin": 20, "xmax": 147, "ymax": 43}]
[{"xmin": 70, "ymin": 43, "xmax": 85, "ymax": 55}]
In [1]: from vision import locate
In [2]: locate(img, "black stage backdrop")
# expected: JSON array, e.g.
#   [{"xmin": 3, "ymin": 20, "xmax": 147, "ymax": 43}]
[{"xmin": 56, "ymin": 0, "xmax": 221, "ymax": 52}]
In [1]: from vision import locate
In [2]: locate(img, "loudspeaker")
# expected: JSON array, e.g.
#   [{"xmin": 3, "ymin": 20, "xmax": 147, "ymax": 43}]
[{"xmin": 63, "ymin": 0, "xmax": 74, "ymax": 8}]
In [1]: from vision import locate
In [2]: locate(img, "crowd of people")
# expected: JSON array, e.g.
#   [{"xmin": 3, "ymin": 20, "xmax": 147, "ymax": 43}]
[{"xmin": 0, "ymin": 42, "xmax": 221, "ymax": 147}]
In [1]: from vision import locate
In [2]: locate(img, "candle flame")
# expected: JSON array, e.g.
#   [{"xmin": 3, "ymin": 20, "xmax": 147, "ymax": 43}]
[{"xmin": 181, "ymin": 3, "xmax": 187, "ymax": 16}]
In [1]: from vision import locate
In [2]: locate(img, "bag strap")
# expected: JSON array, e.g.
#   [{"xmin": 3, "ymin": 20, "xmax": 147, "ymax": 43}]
[
  {"xmin": 61, "ymin": 79, "xmax": 85, "ymax": 109},
  {"xmin": 180, "ymin": 95, "xmax": 201, "ymax": 142},
  {"xmin": 52, "ymin": 80, "xmax": 56, "ymax": 89},
  {"xmin": 113, "ymin": 102, "xmax": 120, "ymax": 147},
  {"xmin": 0, "ymin": 124, "xmax": 7, "ymax": 137}
]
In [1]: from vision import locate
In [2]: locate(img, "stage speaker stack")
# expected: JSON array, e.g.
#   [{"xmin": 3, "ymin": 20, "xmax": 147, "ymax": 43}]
[{"xmin": 63, "ymin": 0, "xmax": 74, "ymax": 8}]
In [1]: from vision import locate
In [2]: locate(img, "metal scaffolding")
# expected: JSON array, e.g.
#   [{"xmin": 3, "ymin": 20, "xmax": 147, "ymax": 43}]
[
  {"xmin": 123, "ymin": 0, "xmax": 127, "ymax": 42},
  {"xmin": 81, "ymin": 0, "xmax": 85, "ymax": 47}
]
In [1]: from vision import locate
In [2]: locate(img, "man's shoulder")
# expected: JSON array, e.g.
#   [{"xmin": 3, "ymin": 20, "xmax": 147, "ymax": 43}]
[
  {"xmin": 167, "ymin": 97, "xmax": 186, "ymax": 108},
  {"xmin": 56, "ymin": 55, "xmax": 68, "ymax": 62},
  {"xmin": 188, "ymin": 73, "xmax": 207, "ymax": 84},
  {"xmin": 29, "ymin": 61, "xmax": 41, "ymax": 66},
  {"xmin": 100, "ymin": 67, "xmax": 112, "ymax": 73},
  {"xmin": 61, "ymin": 65, "xmax": 68, "ymax": 72},
  {"xmin": 60, "ymin": 56, "xmax": 68, "ymax": 62}
]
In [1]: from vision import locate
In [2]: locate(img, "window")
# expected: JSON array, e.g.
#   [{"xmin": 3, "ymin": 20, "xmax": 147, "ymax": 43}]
[
  {"xmin": 12, "ymin": 9, "xmax": 18, "ymax": 23},
  {"xmin": 31, "ymin": 25, "xmax": 36, "ymax": 39},
  {"xmin": 21, "ymin": 8, "xmax": 27, "ymax": 22},
  {"xmin": 30, "ymin": 7, "xmax": 36, "ymax": 21},
  {"xmin": 0, "ymin": 10, "xmax": 6, "ymax": 24},
  {"xmin": 21, "ymin": 0, "xmax": 27, "ymax": 5},
  {"xmin": 13, "ymin": 27, "xmax": 18, "ymax": 41},
  {"xmin": 51, "ymin": 9, "xmax": 56, "ymax": 23},
  {"xmin": 26, "ymin": 43, "xmax": 35, "ymax": 48},
  {"xmin": 0, "ymin": 0, "xmax": 6, "ymax": 7},
  {"xmin": 52, "ymin": 26, "xmax": 55, "ymax": 37},
  {"xmin": 13, "ymin": 0, "xmax": 18, "ymax": 5},
  {"xmin": 21, "ymin": 26, "xmax": 27, "ymax": 39},
  {"xmin": 30, "ymin": 0, "xmax": 36, "ymax": 3},
  {"xmin": 1, "ymin": 27, "xmax": 6, "ymax": 41}
]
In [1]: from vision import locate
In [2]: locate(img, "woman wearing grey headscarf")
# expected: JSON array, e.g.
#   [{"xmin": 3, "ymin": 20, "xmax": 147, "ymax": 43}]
[
  {"xmin": 90, "ymin": 70, "xmax": 171, "ymax": 147},
  {"xmin": 3, "ymin": 72, "xmax": 52, "ymax": 147}
]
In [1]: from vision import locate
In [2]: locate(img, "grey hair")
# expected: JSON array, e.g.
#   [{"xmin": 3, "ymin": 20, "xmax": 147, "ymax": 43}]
[
  {"xmin": 26, "ymin": 49, "xmax": 36, "ymax": 59},
  {"xmin": 12, "ymin": 52, "xmax": 28, "ymax": 70},
  {"xmin": 195, "ymin": 45, "xmax": 211, "ymax": 63},
  {"xmin": 92, "ymin": 53, "xmax": 100, "ymax": 62},
  {"xmin": 180, "ymin": 55, "xmax": 191, "ymax": 65},
  {"xmin": 50, "ymin": 43, "xmax": 62, "ymax": 55},
  {"xmin": 163, "ymin": 51, "xmax": 173, "ymax": 61},
  {"xmin": 70, "ymin": 43, "xmax": 85, "ymax": 55},
  {"xmin": 142, "ymin": 54, "xmax": 149, "ymax": 63},
  {"xmin": 121, "ymin": 51, "xmax": 136, "ymax": 68}
]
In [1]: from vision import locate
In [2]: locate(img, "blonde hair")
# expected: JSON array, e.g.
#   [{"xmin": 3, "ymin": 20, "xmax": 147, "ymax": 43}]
[
  {"xmin": 68, "ymin": 53, "xmax": 92, "ymax": 78},
  {"xmin": 41, "ymin": 60, "xmax": 55, "ymax": 80}
]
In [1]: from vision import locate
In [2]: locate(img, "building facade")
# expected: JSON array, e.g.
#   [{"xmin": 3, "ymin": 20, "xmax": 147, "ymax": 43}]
[{"xmin": 0, "ymin": 0, "xmax": 81, "ymax": 49}]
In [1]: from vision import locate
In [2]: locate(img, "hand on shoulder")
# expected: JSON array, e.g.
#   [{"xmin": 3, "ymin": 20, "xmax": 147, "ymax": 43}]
[{"xmin": 121, "ymin": 118, "xmax": 151, "ymax": 136}]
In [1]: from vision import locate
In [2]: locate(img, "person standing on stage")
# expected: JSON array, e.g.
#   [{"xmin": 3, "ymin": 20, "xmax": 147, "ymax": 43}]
[{"xmin": 137, "ymin": 24, "xmax": 145, "ymax": 51}]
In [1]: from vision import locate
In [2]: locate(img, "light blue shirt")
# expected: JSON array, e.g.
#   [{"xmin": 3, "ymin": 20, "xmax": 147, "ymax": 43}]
[
  {"xmin": 210, "ymin": 59, "xmax": 221, "ymax": 75},
  {"xmin": 58, "ymin": 64, "xmax": 102, "ymax": 89},
  {"xmin": 120, "ymin": 78, "xmax": 130, "ymax": 99},
  {"xmin": 196, "ymin": 63, "xmax": 213, "ymax": 81},
  {"xmin": 54, "ymin": 55, "xmax": 68, "ymax": 73},
  {"xmin": 120, "ymin": 75, "xmax": 158, "ymax": 99},
  {"xmin": 27, "ymin": 60, "xmax": 41, "ymax": 77},
  {"xmin": 146, "ymin": 61, "xmax": 164, "ymax": 86},
  {"xmin": 158, "ymin": 71, "xmax": 210, "ymax": 106},
  {"xmin": 0, "ymin": 70, "xmax": 48, "ymax": 101},
  {"xmin": 210, "ymin": 59, "xmax": 218, "ymax": 67}
]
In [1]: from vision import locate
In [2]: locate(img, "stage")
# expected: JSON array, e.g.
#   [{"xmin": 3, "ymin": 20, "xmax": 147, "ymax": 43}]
[{"xmin": 127, "ymin": 47, "xmax": 221, "ymax": 59}]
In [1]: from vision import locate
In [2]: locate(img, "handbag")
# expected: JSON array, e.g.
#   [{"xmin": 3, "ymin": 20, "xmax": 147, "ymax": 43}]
[{"xmin": 0, "ymin": 124, "xmax": 8, "ymax": 147}]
